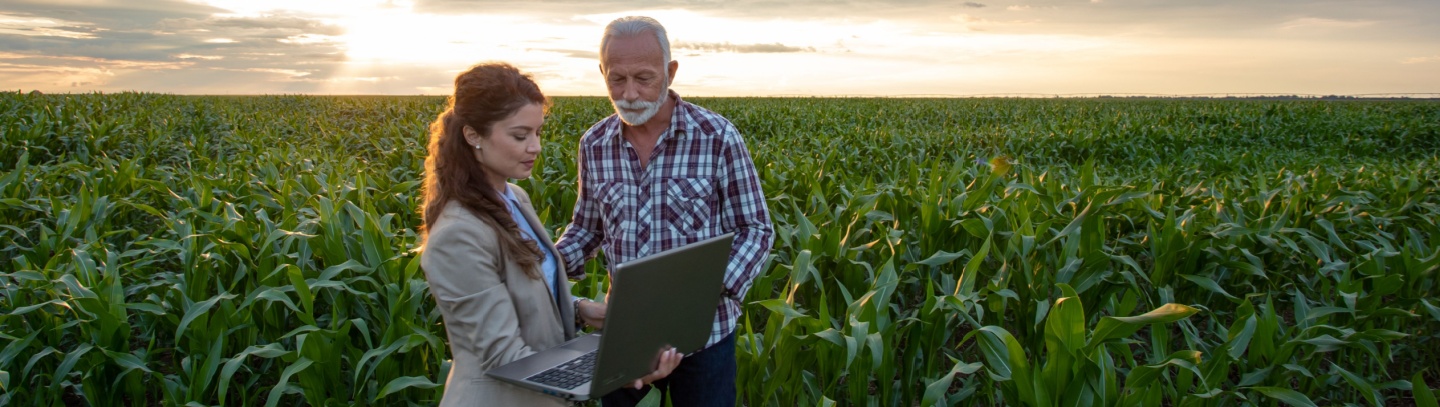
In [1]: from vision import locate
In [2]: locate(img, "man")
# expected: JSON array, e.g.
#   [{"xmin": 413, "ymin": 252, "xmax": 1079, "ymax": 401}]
[{"xmin": 555, "ymin": 15, "xmax": 775, "ymax": 407}]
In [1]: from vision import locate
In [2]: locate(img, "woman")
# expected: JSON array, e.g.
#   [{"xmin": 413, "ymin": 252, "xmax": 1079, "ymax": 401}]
[{"xmin": 418, "ymin": 62, "xmax": 680, "ymax": 406}]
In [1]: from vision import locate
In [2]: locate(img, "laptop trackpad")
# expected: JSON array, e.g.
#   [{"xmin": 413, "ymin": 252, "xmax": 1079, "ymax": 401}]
[{"xmin": 487, "ymin": 334, "xmax": 601, "ymax": 391}]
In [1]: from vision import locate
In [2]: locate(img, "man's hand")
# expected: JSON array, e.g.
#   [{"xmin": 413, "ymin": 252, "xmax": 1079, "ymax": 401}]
[
  {"xmin": 631, "ymin": 347, "xmax": 682, "ymax": 390},
  {"xmin": 577, "ymin": 298, "xmax": 607, "ymax": 329}
]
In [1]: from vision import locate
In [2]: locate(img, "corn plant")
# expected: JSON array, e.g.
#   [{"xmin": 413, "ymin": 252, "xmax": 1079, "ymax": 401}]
[{"xmin": 2, "ymin": 92, "xmax": 1437, "ymax": 405}]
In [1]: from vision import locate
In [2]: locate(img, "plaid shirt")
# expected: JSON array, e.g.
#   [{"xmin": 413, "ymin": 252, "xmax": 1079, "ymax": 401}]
[{"xmin": 556, "ymin": 91, "xmax": 774, "ymax": 349}]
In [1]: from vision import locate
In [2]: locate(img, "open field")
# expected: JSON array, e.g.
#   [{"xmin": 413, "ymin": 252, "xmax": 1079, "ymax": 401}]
[{"xmin": 2, "ymin": 92, "xmax": 1438, "ymax": 406}]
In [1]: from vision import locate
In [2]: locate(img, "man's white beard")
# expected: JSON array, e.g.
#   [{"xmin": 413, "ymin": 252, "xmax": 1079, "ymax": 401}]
[{"xmin": 613, "ymin": 86, "xmax": 668, "ymax": 126}]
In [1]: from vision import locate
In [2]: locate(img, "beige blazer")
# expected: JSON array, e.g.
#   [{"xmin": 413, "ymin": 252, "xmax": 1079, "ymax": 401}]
[{"xmin": 420, "ymin": 184, "xmax": 575, "ymax": 407}]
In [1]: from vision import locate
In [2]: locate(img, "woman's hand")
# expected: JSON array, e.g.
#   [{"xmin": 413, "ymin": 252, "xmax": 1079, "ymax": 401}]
[
  {"xmin": 576, "ymin": 298, "xmax": 607, "ymax": 329},
  {"xmin": 631, "ymin": 347, "xmax": 682, "ymax": 390}
]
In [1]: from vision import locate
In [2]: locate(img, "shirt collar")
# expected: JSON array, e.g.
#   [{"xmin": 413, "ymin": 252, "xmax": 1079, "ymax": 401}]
[
  {"xmin": 499, "ymin": 184, "xmax": 519, "ymax": 205},
  {"xmin": 608, "ymin": 89, "xmax": 689, "ymax": 141}
]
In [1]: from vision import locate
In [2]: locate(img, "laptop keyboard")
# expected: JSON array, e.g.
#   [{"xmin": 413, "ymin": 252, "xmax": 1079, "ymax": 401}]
[{"xmin": 526, "ymin": 350, "xmax": 598, "ymax": 390}]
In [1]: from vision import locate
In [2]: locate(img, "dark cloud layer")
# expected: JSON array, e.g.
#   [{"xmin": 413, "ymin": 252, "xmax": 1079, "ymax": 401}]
[{"xmin": 0, "ymin": 0, "xmax": 349, "ymax": 91}]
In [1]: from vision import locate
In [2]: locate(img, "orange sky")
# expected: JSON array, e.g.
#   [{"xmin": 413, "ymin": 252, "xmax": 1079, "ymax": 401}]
[{"xmin": 2, "ymin": 0, "xmax": 1437, "ymax": 96}]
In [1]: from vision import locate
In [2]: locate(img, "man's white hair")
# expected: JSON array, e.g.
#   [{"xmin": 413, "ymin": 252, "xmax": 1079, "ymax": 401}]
[{"xmin": 601, "ymin": 16, "xmax": 671, "ymax": 66}]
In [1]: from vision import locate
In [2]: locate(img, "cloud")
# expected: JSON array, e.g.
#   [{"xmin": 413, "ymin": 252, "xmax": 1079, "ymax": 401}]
[
  {"xmin": 0, "ymin": 1, "xmax": 350, "ymax": 92},
  {"xmin": 952, "ymin": 14, "xmax": 984, "ymax": 24},
  {"xmin": 156, "ymin": 14, "xmax": 345, "ymax": 37},
  {"xmin": 0, "ymin": 51, "xmax": 195, "ymax": 90},
  {"xmin": 409, "ymin": 0, "xmax": 973, "ymax": 21},
  {"xmin": 1280, "ymin": 17, "xmax": 1375, "ymax": 30},
  {"xmin": 674, "ymin": 41, "xmax": 815, "ymax": 53},
  {"xmin": 531, "ymin": 48, "xmax": 599, "ymax": 59},
  {"xmin": 0, "ymin": 51, "xmax": 190, "ymax": 70},
  {"xmin": 0, "ymin": 12, "xmax": 101, "ymax": 39},
  {"xmin": 1402, "ymin": 55, "xmax": 1440, "ymax": 64}
]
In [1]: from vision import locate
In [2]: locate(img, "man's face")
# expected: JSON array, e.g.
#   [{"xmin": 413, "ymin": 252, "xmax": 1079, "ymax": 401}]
[{"xmin": 601, "ymin": 34, "xmax": 670, "ymax": 126}]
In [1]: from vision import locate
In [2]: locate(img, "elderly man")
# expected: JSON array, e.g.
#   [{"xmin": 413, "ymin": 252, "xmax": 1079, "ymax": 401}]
[{"xmin": 556, "ymin": 15, "xmax": 775, "ymax": 407}]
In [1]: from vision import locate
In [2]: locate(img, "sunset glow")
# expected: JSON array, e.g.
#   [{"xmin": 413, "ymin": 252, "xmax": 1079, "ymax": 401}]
[{"xmin": 1, "ymin": 0, "xmax": 1436, "ymax": 95}]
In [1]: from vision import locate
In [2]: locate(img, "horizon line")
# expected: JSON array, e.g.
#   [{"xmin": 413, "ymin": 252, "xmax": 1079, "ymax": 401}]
[{"xmin": 11, "ymin": 89, "xmax": 1440, "ymax": 99}]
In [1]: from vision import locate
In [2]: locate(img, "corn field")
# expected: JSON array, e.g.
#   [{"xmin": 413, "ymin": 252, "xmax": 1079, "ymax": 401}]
[{"xmin": 2, "ymin": 92, "xmax": 1438, "ymax": 406}]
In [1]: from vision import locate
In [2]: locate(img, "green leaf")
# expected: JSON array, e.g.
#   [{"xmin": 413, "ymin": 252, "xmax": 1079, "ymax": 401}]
[
  {"xmin": 353, "ymin": 339, "xmax": 410, "ymax": 395},
  {"xmin": 176, "ymin": 293, "xmax": 236, "ymax": 343},
  {"xmin": 976, "ymin": 325, "xmax": 1036, "ymax": 404},
  {"xmin": 1090, "ymin": 303, "xmax": 1199, "ymax": 347},
  {"xmin": 1103, "ymin": 191, "xmax": 1150, "ymax": 207},
  {"xmin": 1421, "ymin": 299, "xmax": 1440, "ymax": 323},
  {"xmin": 124, "ymin": 302, "xmax": 166, "ymax": 315},
  {"xmin": 1299, "ymin": 334, "xmax": 1346, "ymax": 353},
  {"xmin": 0, "ymin": 329, "xmax": 40, "ymax": 368},
  {"xmin": 375, "ymin": 376, "xmax": 441, "ymax": 400},
  {"xmin": 1227, "ymin": 316, "xmax": 1257, "ymax": 360},
  {"xmin": 923, "ymin": 357, "xmax": 983, "ymax": 406},
  {"xmin": 1124, "ymin": 350, "xmax": 1202, "ymax": 390},
  {"xmin": 1249, "ymin": 386, "xmax": 1318, "ymax": 407},
  {"xmin": 1048, "ymin": 285, "xmax": 1086, "ymax": 354},
  {"xmin": 102, "ymin": 349, "xmax": 152, "ymax": 374},
  {"xmin": 220, "ymin": 343, "xmax": 290, "ymax": 401},
  {"xmin": 1179, "ymin": 274, "xmax": 1238, "ymax": 300},
  {"xmin": 1237, "ymin": 367, "xmax": 1273, "ymax": 387},
  {"xmin": 960, "ymin": 218, "xmax": 991, "ymax": 238},
  {"xmin": 757, "ymin": 299, "xmax": 807, "ymax": 323},
  {"xmin": 1046, "ymin": 203, "xmax": 1089, "ymax": 246},
  {"xmin": 53, "ymin": 343, "xmax": 93, "ymax": 388},
  {"xmin": 1302, "ymin": 306, "xmax": 1351, "ymax": 322},
  {"xmin": 635, "ymin": 384, "xmax": 664, "ymax": 407},
  {"xmin": 9, "ymin": 299, "xmax": 65, "ymax": 316},
  {"xmin": 1332, "ymin": 362, "xmax": 1382, "ymax": 407},
  {"xmin": 1413, "ymin": 370, "xmax": 1438, "ymax": 407},
  {"xmin": 917, "ymin": 250, "xmax": 966, "ymax": 267},
  {"xmin": 286, "ymin": 265, "xmax": 315, "ymax": 324},
  {"xmin": 264, "ymin": 357, "xmax": 313, "ymax": 407},
  {"xmin": 957, "ymin": 237, "xmax": 991, "ymax": 296}
]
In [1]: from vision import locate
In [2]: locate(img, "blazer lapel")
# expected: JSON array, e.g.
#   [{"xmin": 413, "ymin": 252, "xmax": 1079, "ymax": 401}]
[{"xmin": 513, "ymin": 189, "xmax": 577, "ymax": 339}]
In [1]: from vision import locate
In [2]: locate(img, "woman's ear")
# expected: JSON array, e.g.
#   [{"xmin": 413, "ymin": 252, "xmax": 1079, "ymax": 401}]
[{"xmin": 462, "ymin": 125, "xmax": 482, "ymax": 147}]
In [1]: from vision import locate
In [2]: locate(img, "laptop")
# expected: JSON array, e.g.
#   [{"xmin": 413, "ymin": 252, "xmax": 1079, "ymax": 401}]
[{"xmin": 486, "ymin": 233, "xmax": 734, "ymax": 401}]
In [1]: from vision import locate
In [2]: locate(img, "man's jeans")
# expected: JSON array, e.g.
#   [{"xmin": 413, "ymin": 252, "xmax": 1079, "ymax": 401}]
[{"xmin": 601, "ymin": 333, "xmax": 736, "ymax": 407}]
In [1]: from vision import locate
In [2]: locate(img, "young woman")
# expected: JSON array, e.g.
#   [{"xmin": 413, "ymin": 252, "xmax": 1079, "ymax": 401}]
[{"xmin": 418, "ymin": 62, "xmax": 679, "ymax": 406}]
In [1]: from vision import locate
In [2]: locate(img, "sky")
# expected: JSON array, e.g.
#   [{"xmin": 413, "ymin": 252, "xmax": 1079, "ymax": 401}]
[{"xmin": 1, "ymin": 0, "xmax": 1437, "ymax": 96}]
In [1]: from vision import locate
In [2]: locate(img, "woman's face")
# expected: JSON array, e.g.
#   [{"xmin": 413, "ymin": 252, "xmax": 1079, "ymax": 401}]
[{"xmin": 469, "ymin": 102, "xmax": 544, "ymax": 190}]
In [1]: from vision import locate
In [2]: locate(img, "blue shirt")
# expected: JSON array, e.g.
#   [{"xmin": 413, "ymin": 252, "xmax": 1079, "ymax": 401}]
[{"xmin": 502, "ymin": 185, "xmax": 560, "ymax": 300}]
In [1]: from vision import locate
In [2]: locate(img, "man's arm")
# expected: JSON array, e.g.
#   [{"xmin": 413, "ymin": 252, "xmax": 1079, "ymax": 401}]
[
  {"xmin": 555, "ymin": 144, "xmax": 605, "ymax": 279},
  {"xmin": 716, "ymin": 125, "xmax": 774, "ymax": 303}
]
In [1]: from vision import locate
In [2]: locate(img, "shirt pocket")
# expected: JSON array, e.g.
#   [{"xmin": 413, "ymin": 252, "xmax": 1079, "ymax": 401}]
[
  {"xmin": 663, "ymin": 178, "xmax": 714, "ymax": 237},
  {"xmin": 597, "ymin": 181, "xmax": 633, "ymax": 236}
]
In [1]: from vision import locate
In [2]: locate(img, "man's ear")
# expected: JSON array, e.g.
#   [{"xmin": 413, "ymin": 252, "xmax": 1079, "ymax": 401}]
[{"xmin": 666, "ymin": 60, "xmax": 679, "ymax": 86}]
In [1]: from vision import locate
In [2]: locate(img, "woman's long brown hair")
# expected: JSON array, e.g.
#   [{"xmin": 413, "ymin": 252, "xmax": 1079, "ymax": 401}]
[{"xmin": 419, "ymin": 62, "xmax": 548, "ymax": 278}]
